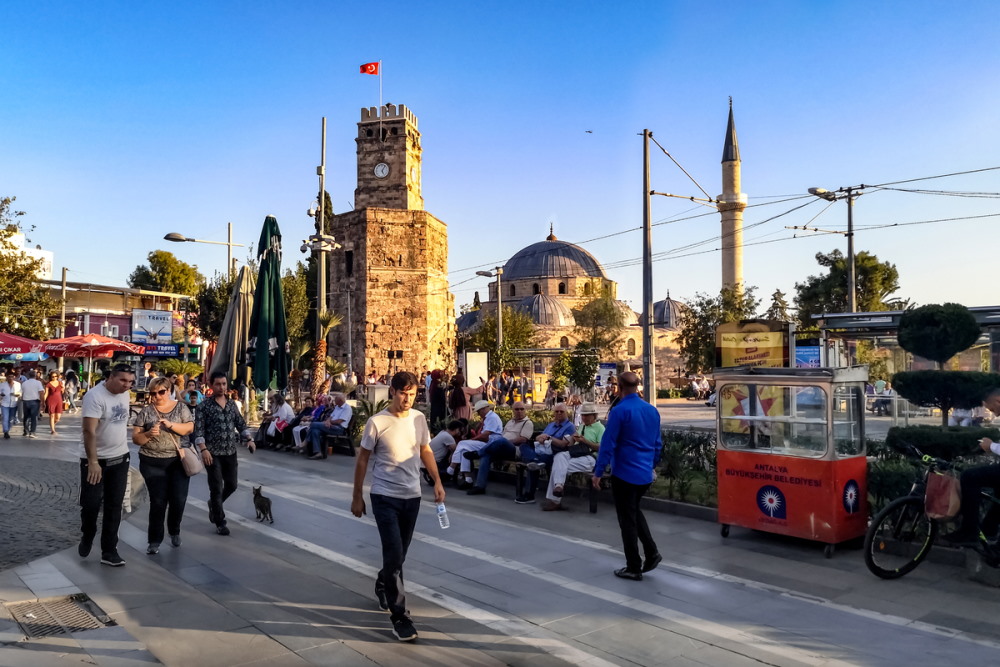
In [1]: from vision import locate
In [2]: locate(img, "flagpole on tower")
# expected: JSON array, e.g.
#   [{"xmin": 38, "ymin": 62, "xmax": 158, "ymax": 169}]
[{"xmin": 379, "ymin": 60, "xmax": 383, "ymax": 142}]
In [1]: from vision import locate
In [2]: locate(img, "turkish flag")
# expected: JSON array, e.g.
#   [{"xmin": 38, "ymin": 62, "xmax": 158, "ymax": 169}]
[{"xmin": 360, "ymin": 62, "xmax": 379, "ymax": 75}]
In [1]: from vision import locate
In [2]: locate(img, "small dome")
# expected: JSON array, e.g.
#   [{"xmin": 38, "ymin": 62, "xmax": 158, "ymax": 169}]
[
  {"xmin": 654, "ymin": 292, "xmax": 685, "ymax": 329},
  {"xmin": 456, "ymin": 310, "xmax": 481, "ymax": 334},
  {"xmin": 502, "ymin": 233, "xmax": 607, "ymax": 281},
  {"xmin": 615, "ymin": 301, "xmax": 639, "ymax": 326},
  {"xmin": 515, "ymin": 294, "xmax": 576, "ymax": 327}
]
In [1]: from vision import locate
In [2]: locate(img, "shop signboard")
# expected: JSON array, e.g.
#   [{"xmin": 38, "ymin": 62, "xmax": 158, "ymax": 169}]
[{"xmin": 132, "ymin": 310, "xmax": 173, "ymax": 344}]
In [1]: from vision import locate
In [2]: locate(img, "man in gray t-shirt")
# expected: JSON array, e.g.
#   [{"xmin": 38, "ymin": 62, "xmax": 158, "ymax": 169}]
[{"xmin": 351, "ymin": 371, "xmax": 445, "ymax": 642}]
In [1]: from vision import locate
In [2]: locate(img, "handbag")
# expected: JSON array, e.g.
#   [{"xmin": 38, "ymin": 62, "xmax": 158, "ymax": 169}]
[
  {"xmin": 568, "ymin": 443, "xmax": 592, "ymax": 458},
  {"xmin": 925, "ymin": 470, "xmax": 961, "ymax": 519},
  {"xmin": 178, "ymin": 444, "xmax": 205, "ymax": 477}
]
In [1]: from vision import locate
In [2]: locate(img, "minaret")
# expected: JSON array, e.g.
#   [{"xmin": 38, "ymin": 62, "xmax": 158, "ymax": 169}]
[{"xmin": 718, "ymin": 99, "xmax": 747, "ymax": 293}]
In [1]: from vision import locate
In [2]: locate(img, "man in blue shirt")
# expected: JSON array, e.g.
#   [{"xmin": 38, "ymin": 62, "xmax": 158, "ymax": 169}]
[
  {"xmin": 592, "ymin": 371, "xmax": 662, "ymax": 580},
  {"xmin": 516, "ymin": 403, "xmax": 575, "ymax": 504}
]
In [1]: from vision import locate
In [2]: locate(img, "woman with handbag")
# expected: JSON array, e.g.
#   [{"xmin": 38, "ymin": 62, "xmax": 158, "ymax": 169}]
[
  {"xmin": 542, "ymin": 402, "xmax": 605, "ymax": 511},
  {"xmin": 132, "ymin": 376, "xmax": 195, "ymax": 554}
]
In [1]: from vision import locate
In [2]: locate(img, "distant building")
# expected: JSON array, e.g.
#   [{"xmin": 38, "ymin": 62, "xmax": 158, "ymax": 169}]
[{"xmin": 3, "ymin": 232, "xmax": 53, "ymax": 280}]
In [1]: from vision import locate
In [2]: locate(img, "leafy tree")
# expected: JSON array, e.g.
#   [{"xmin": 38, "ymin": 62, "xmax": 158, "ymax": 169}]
[
  {"xmin": 194, "ymin": 271, "xmax": 236, "ymax": 343},
  {"xmin": 310, "ymin": 311, "xmax": 343, "ymax": 397},
  {"xmin": 567, "ymin": 342, "xmax": 599, "ymax": 392},
  {"xmin": 460, "ymin": 306, "xmax": 539, "ymax": 374},
  {"xmin": 129, "ymin": 250, "xmax": 204, "ymax": 296},
  {"xmin": 677, "ymin": 286, "xmax": 760, "ymax": 373},
  {"xmin": 897, "ymin": 303, "xmax": 980, "ymax": 367},
  {"xmin": 794, "ymin": 249, "xmax": 901, "ymax": 327},
  {"xmin": 282, "ymin": 262, "xmax": 310, "ymax": 344},
  {"xmin": 572, "ymin": 291, "xmax": 626, "ymax": 358},
  {"xmin": 0, "ymin": 196, "xmax": 62, "ymax": 339},
  {"xmin": 549, "ymin": 350, "xmax": 572, "ymax": 391},
  {"xmin": 154, "ymin": 359, "xmax": 204, "ymax": 383},
  {"xmin": 893, "ymin": 370, "xmax": 1000, "ymax": 428},
  {"xmin": 763, "ymin": 289, "xmax": 791, "ymax": 322}
]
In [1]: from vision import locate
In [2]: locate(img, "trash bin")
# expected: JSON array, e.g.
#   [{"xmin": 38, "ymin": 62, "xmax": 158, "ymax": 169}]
[{"xmin": 715, "ymin": 366, "xmax": 868, "ymax": 558}]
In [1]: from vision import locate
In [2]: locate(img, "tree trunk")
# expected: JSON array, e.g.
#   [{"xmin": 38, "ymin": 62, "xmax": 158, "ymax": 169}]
[{"xmin": 310, "ymin": 343, "xmax": 327, "ymax": 398}]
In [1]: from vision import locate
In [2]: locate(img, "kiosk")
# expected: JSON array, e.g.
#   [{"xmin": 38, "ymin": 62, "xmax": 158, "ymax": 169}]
[{"xmin": 715, "ymin": 366, "xmax": 868, "ymax": 557}]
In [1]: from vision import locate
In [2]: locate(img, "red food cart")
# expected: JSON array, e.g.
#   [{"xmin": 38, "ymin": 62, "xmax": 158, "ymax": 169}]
[{"xmin": 715, "ymin": 366, "xmax": 869, "ymax": 557}]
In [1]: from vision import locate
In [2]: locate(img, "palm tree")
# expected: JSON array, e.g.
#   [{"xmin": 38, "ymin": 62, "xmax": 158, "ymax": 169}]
[
  {"xmin": 310, "ymin": 310, "xmax": 343, "ymax": 399},
  {"xmin": 288, "ymin": 338, "xmax": 311, "ymax": 408}
]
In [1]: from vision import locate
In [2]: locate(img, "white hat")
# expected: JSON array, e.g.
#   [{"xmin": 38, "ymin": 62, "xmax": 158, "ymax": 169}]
[
  {"xmin": 473, "ymin": 400, "xmax": 492, "ymax": 412},
  {"xmin": 580, "ymin": 402, "xmax": 598, "ymax": 415}
]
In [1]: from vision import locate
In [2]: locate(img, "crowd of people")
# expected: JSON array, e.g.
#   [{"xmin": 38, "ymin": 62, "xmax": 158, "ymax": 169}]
[{"xmin": 0, "ymin": 367, "xmax": 82, "ymax": 439}]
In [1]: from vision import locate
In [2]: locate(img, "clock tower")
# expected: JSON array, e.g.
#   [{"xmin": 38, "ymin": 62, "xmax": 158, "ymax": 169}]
[
  {"xmin": 354, "ymin": 104, "xmax": 423, "ymax": 210},
  {"xmin": 328, "ymin": 103, "xmax": 454, "ymax": 380}
]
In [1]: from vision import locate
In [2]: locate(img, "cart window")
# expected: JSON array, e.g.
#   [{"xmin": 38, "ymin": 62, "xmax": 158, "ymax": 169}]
[
  {"xmin": 833, "ymin": 385, "xmax": 864, "ymax": 456},
  {"xmin": 718, "ymin": 383, "xmax": 827, "ymax": 457}
]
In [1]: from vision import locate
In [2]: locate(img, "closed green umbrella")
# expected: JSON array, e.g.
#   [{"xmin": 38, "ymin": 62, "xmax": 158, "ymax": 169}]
[
  {"xmin": 247, "ymin": 215, "xmax": 291, "ymax": 390},
  {"xmin": 209, "ymin": 265, "xmax": 255, "ymax": 387}
]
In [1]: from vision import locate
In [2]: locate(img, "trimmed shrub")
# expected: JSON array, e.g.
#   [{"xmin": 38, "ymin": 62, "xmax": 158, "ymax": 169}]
[
  {"xmin": 893, "ymin": 370, "xmax": 1000, "ymax": 426},
  {"xmin": 885, "ymin": 424, "xmax": 1000, "ymax": 461}
]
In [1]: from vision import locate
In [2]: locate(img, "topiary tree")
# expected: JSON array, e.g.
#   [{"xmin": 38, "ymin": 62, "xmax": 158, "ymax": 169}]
[
  {"xmin": 893, "ymin": 370, "xmax": 1000, "ymax": 427},
  {"xmin": 897, "ymin": 303, "xmax": 980, "ymax": 368}
]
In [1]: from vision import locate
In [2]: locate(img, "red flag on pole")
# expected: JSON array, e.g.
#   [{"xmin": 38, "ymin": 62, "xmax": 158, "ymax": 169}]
[{"xmin": 360, "ymin": 62, "xmax": 379, "ymax": 75}]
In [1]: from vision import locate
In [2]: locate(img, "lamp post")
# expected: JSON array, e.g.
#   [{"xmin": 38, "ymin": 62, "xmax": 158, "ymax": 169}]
[
  {"xmin": 476, "ymin": 266, "xmax": 504, "ymax": 350},
  {"xmin": 807, "ymin": 185, "xmax": 866, "ymax": 314},
  {"xmin": 164, "ymin": 222, "xmax": 245, "ymax": 277}
]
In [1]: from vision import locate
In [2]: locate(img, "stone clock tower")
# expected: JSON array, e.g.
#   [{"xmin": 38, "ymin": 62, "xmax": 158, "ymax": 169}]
[
  {"xmin": 328, "ymin": 104, "xmax": 455, "ymax": 379},
  {"xmin": 354, "ymin": 105, "xmax": 423, "ymax": 210}
]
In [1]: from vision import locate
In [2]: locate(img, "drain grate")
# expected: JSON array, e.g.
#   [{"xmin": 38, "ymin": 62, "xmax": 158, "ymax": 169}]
[{"xmin": 5, "ymin": 595, "xmax": 111, "ymax": 638}]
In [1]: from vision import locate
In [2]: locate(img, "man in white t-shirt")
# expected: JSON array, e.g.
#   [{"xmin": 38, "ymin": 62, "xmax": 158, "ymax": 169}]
[
  {"xmin": 351, "ymin": 371, "xmax": 445, "ymax": 642},
  {"xmin": 0, "ymin": 371, "xmax": 22, "ymax": 439},
  {"xmin": 79, "ymin": 363, "xmax": 135, "ymax": 567},
  {"xmin": 20, "ymin": 369, "xmax": 44, "ymax": 438}
]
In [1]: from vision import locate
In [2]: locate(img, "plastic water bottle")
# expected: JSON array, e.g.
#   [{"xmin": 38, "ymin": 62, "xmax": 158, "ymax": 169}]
[{"xmin": 436, "ymin": 503, "xmax": 450, "ymax": 529}]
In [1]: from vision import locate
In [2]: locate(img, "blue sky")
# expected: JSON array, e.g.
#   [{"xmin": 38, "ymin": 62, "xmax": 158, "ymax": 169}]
[{"xmin": 3, "ymin": 1, "xmax": 998, "ymax": 317}]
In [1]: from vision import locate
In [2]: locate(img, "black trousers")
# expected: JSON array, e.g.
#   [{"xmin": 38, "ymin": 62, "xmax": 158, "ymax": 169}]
[
  {"xmin": 370, "ymin": 494, "xmax": 421, "ymax": 622},
  {"xmin": 139, "ymin": 453, "xmax": 190, "ymax": 544},
  {"xmin": 959, "ymin": 463, "xmax": 1000, "ymax": 536},
  {"xmin": 205, "ymin": 453, "xmax": 238, "ymax": 526},
  {"xmin": 611, "ymin": 475, "xmax": 658, "ymax": 572},
  {"xmin": 79, "ymin": 453, "xmax": 131, "ymax": 556}
]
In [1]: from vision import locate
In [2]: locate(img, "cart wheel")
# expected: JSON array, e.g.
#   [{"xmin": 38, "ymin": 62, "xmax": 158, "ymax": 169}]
[
  {"xmin": 823, "ymin": 544, "xmax": 835, "ymax": 559},
  {"xmin": 720, "ymin": 524, "xmax": 730, "ymax": 538}
]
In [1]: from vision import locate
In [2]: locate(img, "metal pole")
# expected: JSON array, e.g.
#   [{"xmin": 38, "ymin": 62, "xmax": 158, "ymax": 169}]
[
  {"xmin": 227, "ymin": 222, "xmax": 233, "ymax": 278},
  {"xmin": 846, "ymin": 188, "xmax": 856, "ymax": 313},
  {"xmin": 496, "ymin": 266, "xmax": 503, "ymax": 351},
  {"xmin": 346, "ymin": 291, "xmax": 353, "ymax": 375},
  {"xmin": 58, "ymin": 267, "xmax": 67, "ymax": 372},
  {"xmin": 316, "ymin": 117, "xmax": 327, "ymax": 340},
  {"xmin": 641, "ymin": 130, "xmax": 655, "ymax": 404}
]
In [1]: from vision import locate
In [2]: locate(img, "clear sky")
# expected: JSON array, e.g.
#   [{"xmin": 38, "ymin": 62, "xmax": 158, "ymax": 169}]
[{"xmin": 3, "ymin": 1, "xmax": 998, "ymax": 318}]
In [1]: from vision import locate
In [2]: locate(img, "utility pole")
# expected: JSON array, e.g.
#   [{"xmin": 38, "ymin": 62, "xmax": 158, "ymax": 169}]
[
  {"xmin": 845, "ymin": 186, "xmax": 857, "ymax": 314},
  {"xmin": 58, "ymin": 267, "xmax": 67, "ymax": 372},
  {"xmin": 642, "ymin": 129, "xmax": 655, "ymax": 404}
]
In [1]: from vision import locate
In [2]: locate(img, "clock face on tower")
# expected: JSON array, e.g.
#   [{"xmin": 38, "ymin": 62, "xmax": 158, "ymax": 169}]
[{"xmin": 374, "ymin": 162, "xmax": 390, "ymax": 179}]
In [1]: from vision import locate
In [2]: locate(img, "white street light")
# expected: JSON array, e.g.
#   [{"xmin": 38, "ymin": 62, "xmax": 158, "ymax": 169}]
[
  {"xmin": 477, "ymin": 267, "xmax": 504, "ymax": 351},
  {"xmin": 164, "ymin": 222, "xmax": 244, "ymax": 277}
]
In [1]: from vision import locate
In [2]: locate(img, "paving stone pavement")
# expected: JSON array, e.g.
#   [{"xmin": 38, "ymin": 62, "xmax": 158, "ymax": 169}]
[{"xmin": 0, "ymin": 453, "xmax": 82, "ymax": 570}]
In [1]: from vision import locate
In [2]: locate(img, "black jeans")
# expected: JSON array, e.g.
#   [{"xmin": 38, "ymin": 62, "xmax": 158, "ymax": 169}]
[
  {"xmin": 205, "ymin": 453, "xmax": 238, "ymax": 526},
  {"xmin": 611, "ymin": 475, "xmax": 658, "ymax": 572},
  {"xmin": 370, "ymin": 494, "xmax": 421, "ymax": 622},
  {"xmin": 959, "ymin": 464, "xmax": 1000, "ymax": 537},
  {"xmin": 79, "ymin": 453, "xmax": 131, "ymax": 556},
  {"xmin": 23, "ymin": 399, "xmax": 40, "ymax": 434},
  {"xmin": 139, "ymin": 453, "xmax": 190, "ymax": 544},
  {"xmin": 475, "ymin": 437, "xmax": 516, "ymax": 489}
]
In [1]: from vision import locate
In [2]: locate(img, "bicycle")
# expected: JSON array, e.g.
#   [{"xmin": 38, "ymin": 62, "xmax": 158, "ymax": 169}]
[{"xmin": 864, "ymin": 443, "xmax": 1000, "ymax": 579}]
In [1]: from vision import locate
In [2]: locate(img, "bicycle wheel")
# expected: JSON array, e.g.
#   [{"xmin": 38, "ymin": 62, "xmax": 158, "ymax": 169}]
[{"xmin": 864, "ymin": 495, "xmax": 937, "ymax": 579}]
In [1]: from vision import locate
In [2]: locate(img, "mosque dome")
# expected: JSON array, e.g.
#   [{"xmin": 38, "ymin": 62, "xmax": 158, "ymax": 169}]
[
  {"xmin": 502, "ymin": 229, "xmax": 607, "ymax": 281},
  {"xmin": 515, "ymin": 294, "xmax": 576, "ymax": 327},
  {"xmin": 455, "ymin": 309, "xmax": 481, "ymax": 335},
  {"xmin": 615, "ymin": 301, "xmax": 639, "ymax": 326},
  {"xmin": 653, "ymin": 292, "xmax": 685, "ymax": 330}
]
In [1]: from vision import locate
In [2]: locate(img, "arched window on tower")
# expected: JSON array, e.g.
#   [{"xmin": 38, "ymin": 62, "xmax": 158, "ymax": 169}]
[
  {"xmin": 558, "ymin": 282, "xmax": 566, "ymax": 295},
  {"xmin": 583, "ymin": 282, "xmax": 593, "ymax": 296},
  {"xmin": 509, "ymin": 284, "xmax": 516, "ymax": 298},
  {"xmin": 627, "ymin": 339, "xmax": 636, "ymax": 356},
  {"xmin": 560, "ymin": 336, "xmax": 570, "ymax": 348},
  {"xmin": 532, "ymin": 283, "xmax": 540, "ymax": 295}
]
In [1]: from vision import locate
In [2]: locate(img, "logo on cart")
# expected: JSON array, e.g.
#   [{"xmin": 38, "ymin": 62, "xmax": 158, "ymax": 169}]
[
  {"xmin": 756, "ymin": 485, "xmax": 786, "ymax": 519},
  {"xmin": 842, "ymin": 480, "xmax": 860, "ymax": 514}
]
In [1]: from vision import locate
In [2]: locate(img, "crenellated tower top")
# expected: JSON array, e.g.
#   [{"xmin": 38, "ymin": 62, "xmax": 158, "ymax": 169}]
[{"xmin": 360, "ymin": 103, "xmax": 418, "ymax": 129}]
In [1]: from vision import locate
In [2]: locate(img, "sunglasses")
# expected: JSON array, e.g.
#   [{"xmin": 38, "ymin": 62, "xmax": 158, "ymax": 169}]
[{"xmin": 153, "ymin": 389, "xmax": 169, "ymax": 396}]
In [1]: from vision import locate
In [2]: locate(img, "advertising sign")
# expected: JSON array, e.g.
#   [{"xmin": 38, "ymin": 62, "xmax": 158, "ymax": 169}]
[
  {"xmin": 143, "ymin": 344, "xmax": 180, "ymax": 357},
  {"xmin": 795, "ymin": 346, "xmax": 821, "ymax": 368},
  {"xmin": 463, "ymin": 351, "xmax": 489, "ymax": 389},
  {"xmin": 595, "ymin": 362, "xmax": 617, "ymax": 388},
  {"xmin": 718, "ymin": 330, "xmax": 787, "ymax": 368},
  {"xmin": 132, "ymin": 310, "xmax": 173, "ymax": 344}
]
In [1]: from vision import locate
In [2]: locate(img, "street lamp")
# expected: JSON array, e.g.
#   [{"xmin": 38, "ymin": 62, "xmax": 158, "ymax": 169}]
[
  {"xmin": 476, "ymin": 266, "xmax": 504, "ymax": 350},
  {"xmin": 807, "ymin": 186, "xmax": 866, "ymax": 314},
  {"xmin": 164, "ymin": 222, "xmax": 245, "ymax": 277},
  {"xmin": 300, "ymin": 231, "xmax": 341, "ymax": 341}
]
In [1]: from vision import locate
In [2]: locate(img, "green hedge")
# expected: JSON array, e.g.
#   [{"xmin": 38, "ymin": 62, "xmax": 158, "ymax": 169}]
[{"xmin": 885, "ymin": 425, "xmax": 1000, "ymax": 461}]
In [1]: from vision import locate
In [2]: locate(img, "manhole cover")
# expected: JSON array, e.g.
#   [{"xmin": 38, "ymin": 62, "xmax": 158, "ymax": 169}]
[{"xmin": 5, "ymin": 595, "xmax": 112, "ymax": 638}]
